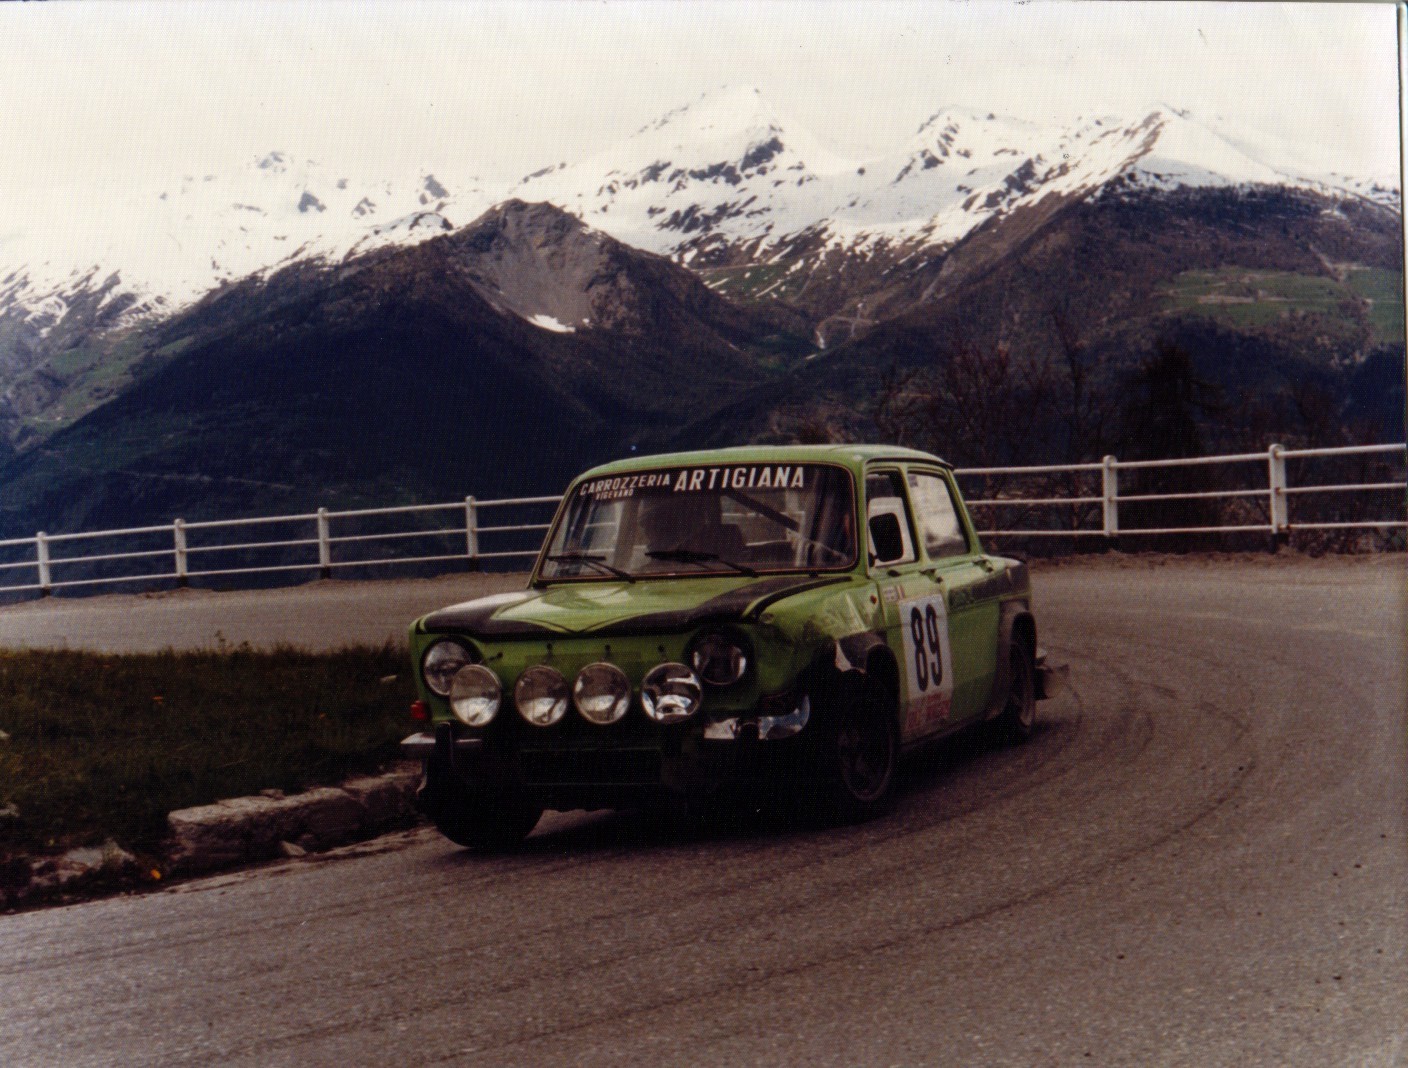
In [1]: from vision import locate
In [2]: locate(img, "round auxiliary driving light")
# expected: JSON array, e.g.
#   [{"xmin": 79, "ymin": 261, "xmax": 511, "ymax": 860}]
[
  {"xmin": 641, "ymin": 663, "xmax": 703, "ymax": 724},
  {"xmin": 449, "ymin": 664, "xmax": 501, "ymax": 727},
  {"xmin": 515, "ymin": 665, "xmax": 570, "ymax": 727},
  {"xmin": 573, "ymin": 663, "xmax": 632, "ymax": 726},
  {"xmin": 422, "ymin": 640, "xmax": 476, "ymax": 697},
  {"xmin": 690, "ymin": 633, "xmax": 749, "ymax": 687}
]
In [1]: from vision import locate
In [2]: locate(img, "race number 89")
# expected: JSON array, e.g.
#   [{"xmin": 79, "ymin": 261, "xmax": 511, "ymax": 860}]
[{"xmin": 909, "ymin": 604, "xmax": 943, "ymax": 691}]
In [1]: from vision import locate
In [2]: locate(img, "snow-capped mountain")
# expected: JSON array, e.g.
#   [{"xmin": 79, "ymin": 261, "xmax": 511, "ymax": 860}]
[
  {"xmin": 516, "ymin": 90, "xmax": 1397, "ymax": 270},
  {"xmin": 0, "ymin": 85, "xmax": 1398, "ymax": 452},
  {"xmin": 0, "ymin": 87, "xmax": 1400, "ymax": 538},
  {"xmin": 1, "ymin": 86, "xmax": 1394, "ymax": 342},
  {"xmin": 511, "ymin": 86, "xmax": 866, "ymax": 262},
  {"xmin": 0, "ymin": 152, "xmax": 495, "ymax": 340}
]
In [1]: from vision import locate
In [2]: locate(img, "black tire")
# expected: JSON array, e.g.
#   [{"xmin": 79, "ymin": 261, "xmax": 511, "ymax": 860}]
[
  {"xmin": 434, "ymin": 799, "xmax": 543, "ymax": 852},
  {"xmin": 993, "ymin": 635, "xmax": 1037, "ymax": 745},
  {"xmin": 424, "ymin": 756, "xmax": 542, "ymax": 852},
  {"xmin": 820, "ymin": 673, "xmax": 900, "ymax": 822}
]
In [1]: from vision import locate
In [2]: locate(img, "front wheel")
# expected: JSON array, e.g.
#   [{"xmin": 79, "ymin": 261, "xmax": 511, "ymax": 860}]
[
  {"xmin": 434, "ymin": 799, "xmax": 543, "ymax": 852},
  {"xmin": 820, "ymin": 675, "xmax": 899, "ymax": 822},
  {"xmin": 424, "ymin": 756, "xmax": 543, "ymax": 852}
]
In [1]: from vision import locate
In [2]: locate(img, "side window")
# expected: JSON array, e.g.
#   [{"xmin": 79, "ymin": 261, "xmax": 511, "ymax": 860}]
[
  {"xmin": 907, "ymin": 470, "xmax": 969, "ymax": 559},
  {"xmin": 865, "ymin": 470, "xmax": 917, "ymax": 566}
]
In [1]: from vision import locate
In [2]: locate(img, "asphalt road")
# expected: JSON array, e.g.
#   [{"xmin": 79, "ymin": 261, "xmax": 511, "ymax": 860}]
[{"xmin": 1, "ymin": 557, "xmax": 1404, "ymax": 1066}]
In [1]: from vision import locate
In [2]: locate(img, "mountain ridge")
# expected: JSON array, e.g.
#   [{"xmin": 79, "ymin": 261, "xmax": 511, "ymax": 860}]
[
  {"xmin": 0, "ymin": 89, "xmax": 1399, "ymax": 539},
  {"xmin": 0, "ymin": 200, "xmax": 809, "ymax": 536}
]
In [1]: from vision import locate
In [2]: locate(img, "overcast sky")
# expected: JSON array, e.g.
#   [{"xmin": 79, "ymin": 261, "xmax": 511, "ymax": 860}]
[{"xmin": 0, "ymin": 0, "xmax": 1401, "ymax": 200}]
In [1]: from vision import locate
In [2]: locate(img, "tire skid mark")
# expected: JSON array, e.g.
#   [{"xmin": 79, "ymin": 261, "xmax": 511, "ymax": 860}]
[
  {"xmin": 12, "ymin": 646, "xmax": 1235, "ymax": 1067},
  {"xmin": 0, "ymin": 620, "xmax": 1285, "ymax": 1062},
  {"xmin": 30, "ymin": 654, "xmax": 1160, "ymax": 1059},
  {"xmin": 418, "ymin": 699, "xmax": 1258, "ymax": 1062},
  {"xmin": 431, "ymin": 648, "xmax": 1256, "ymax": 1059},
  {"xmin": 235, "ymin": 660, "xmax": 1255, "ymax": 1065},
  {"xmin": 125, "ymin": 697, "xmax": 1115, "ymax": 1061}
]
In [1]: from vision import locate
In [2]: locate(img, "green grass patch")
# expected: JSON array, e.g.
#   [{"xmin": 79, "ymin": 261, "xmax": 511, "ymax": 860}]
[
  {"xmin": 1162, "ymin": 268, "xmax": 1349, "ymax": 328},
  {"xmin": 45, "ymin": 345, "xmax": 103, "ymax": 379},
  {"xmin": 1161, "ymin": 266, "xmax": 1405, "ymax": 347},
  {"xmin": 1344, "ymin": 267, "xmax": 1404, "ymax": 346},
  {"xmin": 0, "ymin": 644, "xmax": 417, "ymax": 857},
  {"xmin": 700, "ymin": 262, "xmax": 800, "ymax": 301},
  {"xmin": 17, "ymin": 332, "xmax": 162, "ymax": 442}
]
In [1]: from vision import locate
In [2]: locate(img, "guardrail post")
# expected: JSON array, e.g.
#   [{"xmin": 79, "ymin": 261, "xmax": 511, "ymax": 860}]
[
  {"xmin": 317, "ymin": 508, "xmax": 332, "ymax": 579},
  {"xmin": 35, "ymin": 531, "xmax": 52, "ymax": 596},
  {"xmin": 1101, "ymin": 455, "xmax": 1119, "ymax": 543},
  {"xmin": 173, "ymin": 518, "xmax": 189, "ymax": 588},
  {"xmin": 465, "ymin": 496, "xmax": 480, "ymax": 571},
  {"xmin": 1268, "ymin": 443, "xmax": 1289, "ymax": 550}
]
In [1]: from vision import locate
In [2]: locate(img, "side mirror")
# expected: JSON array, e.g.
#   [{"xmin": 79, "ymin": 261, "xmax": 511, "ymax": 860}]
[{"xmin": 869, "ymin": 512, "xmax": 906, "ymax": 565}]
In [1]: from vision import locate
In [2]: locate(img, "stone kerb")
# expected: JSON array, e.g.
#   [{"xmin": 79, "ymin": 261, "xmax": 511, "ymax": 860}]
[{"xmin": 166, "ymin": 766, "xmax": 420, "ymax": 875}]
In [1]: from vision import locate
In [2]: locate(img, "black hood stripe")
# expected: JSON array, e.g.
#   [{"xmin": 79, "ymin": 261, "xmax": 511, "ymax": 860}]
[
  {"xmin": 420, "ymin": 575, "xmax": 851, "ymax": 639},
  {"xmin": 590, "ymin": 575, "xmax": 850, "ymax": 635},
  {"xmin": 421, "ymin": 591, "xmax": 560, "ymax": 638}
]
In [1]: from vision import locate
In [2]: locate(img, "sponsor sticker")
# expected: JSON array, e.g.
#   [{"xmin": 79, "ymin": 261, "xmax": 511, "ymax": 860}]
[
  {"xmin": 578, "ymin": 472, "xmax": 676, "ymax": 500},
  {"xmin": 670, "ymin": 465, "xmax": 807, "ymax": 493},
  {"xmin": 579, "ymin": 466, "xmax": 808, "ymax": 501},
  {"xmin": 899, "ymin": 592, "xmax": 953, "ymax": 734}
]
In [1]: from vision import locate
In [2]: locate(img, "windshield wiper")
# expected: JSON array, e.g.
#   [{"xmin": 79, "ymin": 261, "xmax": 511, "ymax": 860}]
[
  {"xmin": 646, "ymin": 549, "xmax": 758, "ymax": 577},
  {"xmin": 545, "ymin": 552, "xmax": 635, "ymax": 582}
]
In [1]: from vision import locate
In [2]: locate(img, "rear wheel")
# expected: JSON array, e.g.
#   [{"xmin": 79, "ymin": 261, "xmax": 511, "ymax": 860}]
[{"xmin": 993, "ymin": 636, "xmax": 1037, "ymax": 745}]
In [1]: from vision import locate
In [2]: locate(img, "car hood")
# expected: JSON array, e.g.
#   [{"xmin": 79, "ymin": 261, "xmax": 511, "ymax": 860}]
[{"xmin": 419, "ymin": 573, "xmax": 852, "ymax": 639}]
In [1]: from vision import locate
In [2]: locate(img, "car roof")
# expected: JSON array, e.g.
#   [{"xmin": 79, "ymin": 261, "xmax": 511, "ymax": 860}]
[{"xmin": 576, "ymin": 443, "xmax": 951, "ymax": 480}]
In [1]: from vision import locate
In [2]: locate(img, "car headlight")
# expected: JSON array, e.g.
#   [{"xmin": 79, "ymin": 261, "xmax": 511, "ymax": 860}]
[
  {"xmin": 573, "ymin": 663, "xmax": 632, "ymax": 725},
  {"xmin": 689, "ymin": 632, "xmax": 749, "ymax": 687},
  {"xmin": 422, "ymin": 640, "xmax": 477, "ymax": 697},
  {"xmin": 515, "ymin": 665, "xmax": 570, "ymax": 727},
  {"xmin": 641, "ymin": 663, "xmax": 702, "ymax": 724},
  {"xmin": 449, "ymin": 665, "xmax": 502, "ymax": 727}
]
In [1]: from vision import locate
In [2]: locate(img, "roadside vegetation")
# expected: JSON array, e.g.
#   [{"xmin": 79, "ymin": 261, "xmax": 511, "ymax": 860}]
[{"xmin": 0, "ymin": 643, "xmax": 416, "ymax": 860}]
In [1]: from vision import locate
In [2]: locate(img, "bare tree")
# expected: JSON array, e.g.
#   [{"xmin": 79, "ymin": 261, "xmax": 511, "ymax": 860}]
[
  {"xmin": 870, "ymin": 364, "xmax": 927, "ymax": 447},
  {"xmin": 1049, "ymin": 307, "xmax": 1117, "ymax": 462}
]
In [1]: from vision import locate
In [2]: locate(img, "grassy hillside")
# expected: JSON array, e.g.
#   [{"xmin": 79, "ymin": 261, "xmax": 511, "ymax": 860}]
[
  {"xmin": 1161, "ymin": 266, "xmax": 1402, "ymax": 347},
  {"xmin": 673, "ymin": 186, "xmax": 1405, "ymax": 461}
]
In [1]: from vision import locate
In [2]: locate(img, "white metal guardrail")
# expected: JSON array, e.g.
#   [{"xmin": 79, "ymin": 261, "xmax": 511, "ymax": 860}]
[
  {"xmin": 0, "ymin": 442, "xmax": 1402, "ymax": 597},
  {"xmin": 956, "ymin": 442, "xmax": 1406, "ymax": 540}
]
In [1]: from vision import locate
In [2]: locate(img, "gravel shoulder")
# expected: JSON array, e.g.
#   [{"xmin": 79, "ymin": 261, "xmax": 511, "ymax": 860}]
[
  {"xmin": 0, "ymin": 571, "xmax": 529, "ymax": 653},
  {"xmin": 1, "ymin": 550, "xmax": 1397, "ymax": 655}
]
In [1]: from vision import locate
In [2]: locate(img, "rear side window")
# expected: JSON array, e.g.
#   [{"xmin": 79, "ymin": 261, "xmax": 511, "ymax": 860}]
[
  {"xmin": 907, "ymin": 470, "xmax": 969, "ymax": 559},
  {"xmin": 865, "ymin": 470, "xmax": 917, "ymax": 566}
]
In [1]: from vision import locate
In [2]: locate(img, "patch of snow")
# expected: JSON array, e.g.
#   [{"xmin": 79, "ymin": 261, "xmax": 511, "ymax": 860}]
[{"xmin": 527, "ymin": 313, "xmax": 574, "ymax": 333}]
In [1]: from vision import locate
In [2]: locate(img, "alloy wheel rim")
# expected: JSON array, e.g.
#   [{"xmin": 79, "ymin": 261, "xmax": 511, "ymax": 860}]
[{"xmin": 838, "ymin": 719, "xmax": 893, "ymax": 801}]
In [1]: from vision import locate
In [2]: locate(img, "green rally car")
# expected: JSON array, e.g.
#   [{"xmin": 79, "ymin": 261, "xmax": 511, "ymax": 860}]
[{"xmin": 401, "ymin": 444, "xmax": 1060, "ymax": 849}]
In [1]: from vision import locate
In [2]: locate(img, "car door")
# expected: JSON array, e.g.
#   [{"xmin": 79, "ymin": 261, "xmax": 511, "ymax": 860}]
[
  {"xmin": 905, "ymin": 466, "xmax": 1000, "ymax": 723},
  {"xmin": 865, "ymin": 467, "xmax": 954, "ymax": 744}
]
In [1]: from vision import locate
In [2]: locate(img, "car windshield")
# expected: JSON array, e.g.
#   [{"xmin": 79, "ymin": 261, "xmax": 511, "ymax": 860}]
[{"xmin": 539, "ymin": 462, "xmax": 857, "ymax": 580}]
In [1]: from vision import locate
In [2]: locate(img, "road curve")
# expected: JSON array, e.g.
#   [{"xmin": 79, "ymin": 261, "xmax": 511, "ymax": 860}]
[{"xmin": 0, "ymin": 557, "xmax": 1403, "ymax": 1066}]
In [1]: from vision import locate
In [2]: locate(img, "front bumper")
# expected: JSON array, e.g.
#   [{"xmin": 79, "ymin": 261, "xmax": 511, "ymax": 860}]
[
  {"xmin": 401, "ymin": 726, "xmax": 482, "ymax": 763},
  {"xmin": 403, "ymin": 697, "xmax": 817, "ymax": 809}
]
